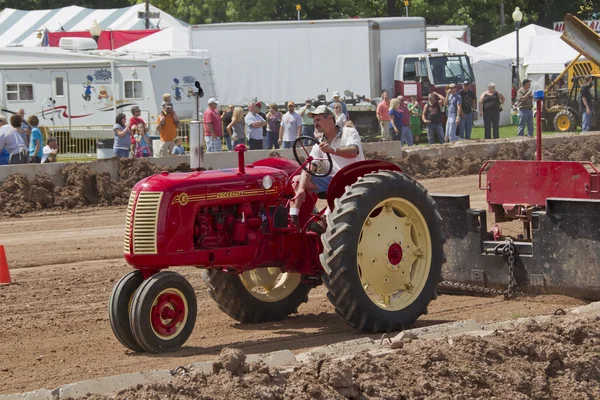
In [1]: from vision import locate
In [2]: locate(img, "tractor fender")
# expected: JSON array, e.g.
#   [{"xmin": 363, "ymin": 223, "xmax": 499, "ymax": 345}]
[
  {"xmin": 326, "ymin": 160, "xmax": 402, "ymax": 210},
  {"xmin": 252, "ymin": 157, "xmax": 301, "ymax": 177}
]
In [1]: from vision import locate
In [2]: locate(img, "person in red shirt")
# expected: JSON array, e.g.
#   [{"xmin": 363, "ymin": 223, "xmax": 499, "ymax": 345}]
[
  {"xmin": 396, "ymin": 96, "xmax": 414, "ymax": 146},
  {"xmin": 203, "ymin": 98, "xmax": 223, "ymax": 152}
]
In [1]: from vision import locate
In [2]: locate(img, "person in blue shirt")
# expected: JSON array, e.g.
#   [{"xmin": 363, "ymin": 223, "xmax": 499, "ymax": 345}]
[
  {"xmin": 444, "ymin": 84, "xmax": 462, "ymax": 142},
  {"xmin": 388, "ymin": 98, "xmax": 403, "ymax": 142},
  {"xmin": 173, "ymin": 137, "xmax": 185, "ymax": 155},
  {"xmin": 28, "ymin": 115, "xmax": 43, "ymax": 163}
]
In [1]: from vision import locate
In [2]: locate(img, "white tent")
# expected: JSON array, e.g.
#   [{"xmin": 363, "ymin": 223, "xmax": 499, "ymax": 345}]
[
  {"xmin": 0, "ymin": 4, "xmax": 187, "ymax": 47},
  {"xmin": 120, "ymin": 26, "xmax": 191, "ymax": 51},
  {"xmin": 478, "ymin": 24, "xmax": 560, "ymax": 63},
  {"xmin": 523, "ymin": 35, "xmax": 579, "ymax": 76},
  {"xmin": 429, "ymin": 35, "xmax": 513, "ymax": 126}
]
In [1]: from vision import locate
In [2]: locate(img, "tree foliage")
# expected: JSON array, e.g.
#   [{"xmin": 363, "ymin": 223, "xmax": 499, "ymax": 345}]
[{"xmin": 1, "ymin": 0, "xmax": 597, "ymax": 46}]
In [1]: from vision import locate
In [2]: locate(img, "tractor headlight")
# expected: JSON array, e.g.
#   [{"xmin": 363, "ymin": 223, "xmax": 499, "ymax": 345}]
[{"xmin": 262, "ymin": 175, "xmax": 274, "ymax": 190}]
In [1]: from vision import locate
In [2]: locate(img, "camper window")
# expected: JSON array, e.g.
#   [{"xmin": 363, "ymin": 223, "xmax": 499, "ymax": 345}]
[
  {"xmin": 125, "ymin": 80, "xmax": 143, "ymax": 99},
  {"xmin": 55, "ymin": 77, "xmax": 64, "ymax": 97},
  {"xmin": 6, "ymin": 83, "xmax": 33, "ymax": 101}
]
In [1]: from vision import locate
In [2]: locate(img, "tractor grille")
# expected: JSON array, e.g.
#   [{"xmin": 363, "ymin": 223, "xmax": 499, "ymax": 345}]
[
  {"xmin": 125, "ymin": 191, "xmax": 163, "ymax": 255},
  {"xmin": 124, "ymin": 191, "xmax": 136, "ymax": 254}
]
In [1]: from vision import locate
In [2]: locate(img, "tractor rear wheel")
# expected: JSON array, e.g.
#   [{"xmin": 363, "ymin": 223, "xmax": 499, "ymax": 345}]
[
  {"xmin": 129, "ymin": 271, "xmax": 197, "ymax": 353},
  {"xmin": 553, "ymin": 109, "xmax": 577, "ymax": 132},
  {"xmin": 202, "ymin": 268, "xmax": 312, "ymax": 323},
  {"xmin": 108, "ymin": 270, "xmax": 145, "ymax": 352},
  {"xmin": 320, "ymin": 170, "xmax": 445, "ymax": 333}
]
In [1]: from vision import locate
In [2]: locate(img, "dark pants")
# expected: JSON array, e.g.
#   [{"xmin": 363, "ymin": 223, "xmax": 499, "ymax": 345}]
[
  {"xmin": 248, "ymin": 138, "xmax": 263, "ymax": 150},
  {"xmin": 483, "ymin": 111, "xmax": 500, "ymax": 139},
  {"xmin": 30, "ymin": 156, "xmax": 42, "ymax": 164},
  {"xmin": 265, "ymin": 131, "xmax": 279, "ymax": 149}
]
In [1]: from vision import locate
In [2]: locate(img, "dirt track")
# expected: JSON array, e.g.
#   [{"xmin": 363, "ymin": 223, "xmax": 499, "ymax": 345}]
[{"xmin": 0, "ymin": 175, "xmax": 589, "ymax": 395}]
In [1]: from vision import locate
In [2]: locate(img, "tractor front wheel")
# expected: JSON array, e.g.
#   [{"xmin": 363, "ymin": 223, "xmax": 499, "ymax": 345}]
[
  {"xmin": 129, "ymin": 271, "xmax": 197, "ymax": 353},
  {"xmin": 202, "ymin": 268, "xmax": 312, "ymax": 323},
  {"xmin": 108, "ymin": 270, "xmax": 145, "ymax": 352},
  {"xmin": 320, "ymin": 170, "xmax": 445, "ymax": 333},
  {"xmin": 553, "ymin": 109, "xmax": 577, "ymax": 132}
]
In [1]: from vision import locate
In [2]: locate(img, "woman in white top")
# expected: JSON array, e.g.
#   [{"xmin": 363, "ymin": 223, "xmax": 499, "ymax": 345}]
[{"xmin": 333, "ymin": 103, "xmax": 347, "ymax": 129}]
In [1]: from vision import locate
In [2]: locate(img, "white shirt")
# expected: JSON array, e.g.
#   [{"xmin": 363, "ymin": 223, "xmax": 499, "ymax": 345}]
[
  {"xmin": 42, "ymin": 145, "xmax": 53, "ymax": 163},
  {"xmin": 281, "ymin": 111, "xmax": 302, "ymax": 142},
  {"xmin": 309, "ymin": 126, "xmax": 364, "ymax": 176},
  {"xmin": 244, "ymin": 112, "xmax": 265, "ymax": 140}
]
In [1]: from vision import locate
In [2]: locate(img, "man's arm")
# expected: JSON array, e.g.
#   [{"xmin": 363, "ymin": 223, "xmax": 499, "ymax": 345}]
[{"xmin": 583, "ymin": 95, "xmax": 591, "ymax": 113}]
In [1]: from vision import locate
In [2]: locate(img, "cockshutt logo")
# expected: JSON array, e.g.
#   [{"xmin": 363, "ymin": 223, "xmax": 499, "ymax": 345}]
[
  {"xmin": 94, "ymin": 68, "xmax": 112, "ymax": 81},
  {"xmin": 216, "ymin": 191, "xmax": 244, "ymax": 199}
]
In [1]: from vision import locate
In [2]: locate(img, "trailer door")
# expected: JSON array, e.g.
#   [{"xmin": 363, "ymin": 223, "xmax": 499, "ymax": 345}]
[{"xmin": 48, "ymin": 71, "xmax": 70, "ymax": 129}]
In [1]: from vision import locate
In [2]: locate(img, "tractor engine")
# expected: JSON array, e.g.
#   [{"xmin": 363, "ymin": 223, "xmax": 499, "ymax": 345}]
[{"xmin": 193, "ymin": 202, "xmax": 266, "ymax": 249}]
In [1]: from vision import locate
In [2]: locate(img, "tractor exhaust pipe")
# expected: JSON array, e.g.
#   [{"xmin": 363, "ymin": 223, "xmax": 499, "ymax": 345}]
[{"xmin": 191, "ymin": 81, "xmax": 205, "ymax": 170}]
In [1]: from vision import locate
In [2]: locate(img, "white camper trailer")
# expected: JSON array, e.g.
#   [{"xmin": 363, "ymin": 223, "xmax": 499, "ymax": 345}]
[{"xmin": 0, "ymin": 39, "xmax": 216, "ymax": 139}]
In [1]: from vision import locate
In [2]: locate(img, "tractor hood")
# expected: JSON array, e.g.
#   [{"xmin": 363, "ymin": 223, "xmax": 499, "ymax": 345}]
[{"xmin": 132, "ymin": 166, "xmax": 289, "ymax": 202}]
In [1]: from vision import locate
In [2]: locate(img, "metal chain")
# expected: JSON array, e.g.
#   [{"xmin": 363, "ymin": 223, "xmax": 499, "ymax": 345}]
[
  {"xmin": 438, "ymin": 238, "xmax": 520, "ymax": 298},
  {"xmin": 504, "ymin": 238, "xmax": 516, "ymax": 299}
]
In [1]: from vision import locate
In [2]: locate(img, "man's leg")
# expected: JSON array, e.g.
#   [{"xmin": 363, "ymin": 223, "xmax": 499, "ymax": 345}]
[
  {"xmin": 582, "ymin": 111, "xmax": 591, "ymax": 132},
  {"xmin": 527, "ymin": 109, "xmax": 534, "ymax": 137},
  {"xmin": 402, "ymin": 126, "xmax": 413, "ymax": 146},
  {"xmin": 517, "ymin": 109, "xmax": 525, "ymax": 136},
  {"xmin": 289, "ymin": 170, "xmax": 318, "ymax": 228},
  {"xmin": 426, "ymin": 124, "xmax": 434, "ymax": 145},
  {"xmin": 435, "ymin": 124, "xmax": 444, "ymax": 144},
  {"xmin": 458, "ymin": 116, "xmax": 465, "ymax": 139},
  {"xmin": 465, "ymin": 112, "xmax": 473, "ymax": 139}
]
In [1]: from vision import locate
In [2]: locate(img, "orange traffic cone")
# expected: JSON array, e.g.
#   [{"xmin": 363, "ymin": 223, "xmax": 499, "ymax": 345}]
[{"xmin": 0, "ymin": 245, "xmax": 11, "ymax": 285}]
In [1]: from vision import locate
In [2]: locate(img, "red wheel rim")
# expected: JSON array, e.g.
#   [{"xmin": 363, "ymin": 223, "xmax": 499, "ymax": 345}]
[{"xmin": 150, "ymin": 289, "xmax": 187, "ymax": 339}]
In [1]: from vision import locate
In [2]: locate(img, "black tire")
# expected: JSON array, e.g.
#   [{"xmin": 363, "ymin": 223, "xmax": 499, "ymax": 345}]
[
  {"xmin": 129, "ymin": 271, "xmax": 197, "ymax": 353},
  {"xmin": 201, "ymin": 268, "xmax": 312, "ymax": 323},
  {"xmin": 553, "ymin": 109, "xmax": 577, "ymax": 132},
  {"xmin": 320, "ymin": 170, "xmax": 445, "ymax": 333},
  {"xmin": 108, "ymin": 270, "xmax": 145, "ymax": 352}
]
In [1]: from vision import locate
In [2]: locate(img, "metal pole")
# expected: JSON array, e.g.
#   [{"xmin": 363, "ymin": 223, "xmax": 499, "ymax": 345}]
[
  {"xmin": 536, "ymin": 98, "xmax": 542, "ymax": 161},
  {"xmin": 406, "ymin": 5, "xmax": 408, "ymax": 17},
  {"xmin": 297, "ymin": 9, "xmax": 300, "ymax": 21},
  {"xmin": 145, "ymin": 0, "xmax": 150, "ymax": 29},
  {"xmin": 515, "ymin": 22, "xmax": 520, "ymax": 84}
]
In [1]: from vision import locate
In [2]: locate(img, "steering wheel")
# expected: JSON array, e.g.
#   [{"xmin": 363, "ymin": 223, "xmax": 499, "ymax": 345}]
[{"xmin": 292, "ymin": 136, "xmax": 333, "ymax": 178}]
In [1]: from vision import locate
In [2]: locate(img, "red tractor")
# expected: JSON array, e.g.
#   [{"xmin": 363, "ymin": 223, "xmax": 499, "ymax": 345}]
[{"xmin": 109, "ymin": 137, "xmax": 445, "ymax": 353}]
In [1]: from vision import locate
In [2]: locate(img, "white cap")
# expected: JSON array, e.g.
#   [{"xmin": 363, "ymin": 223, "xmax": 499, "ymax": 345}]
[
  {"xmin": 333, "ymin": 91, "xmax": 340, "ymax": 97},
  {"xmin": 207, "ymin": 97, "xmax": 218, "ymax": 104}
]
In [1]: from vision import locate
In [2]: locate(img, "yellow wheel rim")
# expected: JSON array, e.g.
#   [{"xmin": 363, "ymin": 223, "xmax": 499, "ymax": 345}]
[
  {"xmin": 150, "ymin": 288, "xmax": 189, "ymax": 340},
  {"xmin": 557, "ymin": 115, "xmax": 571, "ymax": 131},
  {"xmin": 240, "ymin": 268, "xmax": 301, "ymax": 302},
  {"xmin": 357, "ymin": 198, "xmax": 432, "ymax": 311}
]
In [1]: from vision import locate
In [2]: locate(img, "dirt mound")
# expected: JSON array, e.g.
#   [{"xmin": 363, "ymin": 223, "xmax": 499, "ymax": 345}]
[
  {"xmin": 0, "ymin": 159, "xmax": 192, "ymax": 216},
  {"xmin": 543, "ymin": 137, "xmax": 600, "ymax": 163},
  {"xmin": 73, "ymin": 315, "xmax": 600, "ymax": 400},
  {"xmin": 0, "ymin": 174, "xmax": 55, "ymax": 216}
]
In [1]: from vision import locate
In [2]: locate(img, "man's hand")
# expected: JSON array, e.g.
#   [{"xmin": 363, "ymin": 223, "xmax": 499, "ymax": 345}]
[{"xmin": 319, "ymin": 142, "xmax": 335, "ymax": 154}]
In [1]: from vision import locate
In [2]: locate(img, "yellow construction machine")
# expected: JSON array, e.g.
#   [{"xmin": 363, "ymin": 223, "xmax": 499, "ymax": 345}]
[{"xmin": 543, "ymin": 14, "xmax": 600, "ymax": 132}]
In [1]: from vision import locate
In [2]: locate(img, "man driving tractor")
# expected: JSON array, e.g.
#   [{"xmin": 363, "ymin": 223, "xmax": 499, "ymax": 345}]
[{"xmin": 289, "ymin": 105, "xmax": 365, "ymax": 232}]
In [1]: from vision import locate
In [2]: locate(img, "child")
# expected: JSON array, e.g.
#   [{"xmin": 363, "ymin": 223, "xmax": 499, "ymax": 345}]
[
  {"xmin": 173, "ymin": 137, "xmax": 185, "ymax": 155},
  {"xmin": 161, "ymin": 93, "xmax": 173, "ymax": 111},
  {"xmin": 133, "ymin": 124, "xmax": 151, "ymax": 158},
  {"xmin": 161, "ymin": 93, "xmax": 179, "ymax": 123}
]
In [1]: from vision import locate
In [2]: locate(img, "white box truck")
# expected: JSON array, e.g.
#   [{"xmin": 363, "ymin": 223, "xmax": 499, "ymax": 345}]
[
  {"xmin": 189, "ymin": 17, "xmax": 475, "ymax": 133},
  {"xmin": 0, "ymin": 38, "xmax": 217, "ymax": 138}
]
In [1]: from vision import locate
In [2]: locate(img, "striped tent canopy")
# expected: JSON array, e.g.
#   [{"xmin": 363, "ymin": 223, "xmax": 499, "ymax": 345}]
[{"xmin": 0, "ymin": 4, "xmax": 188, "ymax": 47}]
